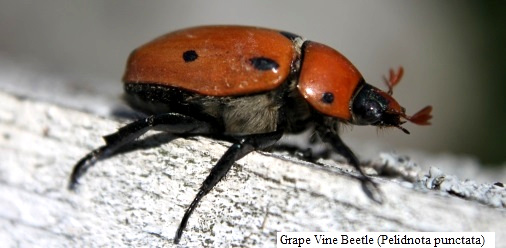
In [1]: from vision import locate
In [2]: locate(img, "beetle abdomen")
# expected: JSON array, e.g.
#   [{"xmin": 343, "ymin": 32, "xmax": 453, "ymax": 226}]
[{"xmin": 124, "ymin": 83, "xmax": 285, "ymax": 135}]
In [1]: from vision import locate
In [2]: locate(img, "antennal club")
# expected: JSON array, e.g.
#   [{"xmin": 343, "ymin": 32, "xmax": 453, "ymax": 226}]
[
  {"xmin": 383, "ymin": 66, "xmax": 404, "ymax": 95},
  {"xmin": 404, "ymin": 106, "xmax": 433, "ymax": 125}
]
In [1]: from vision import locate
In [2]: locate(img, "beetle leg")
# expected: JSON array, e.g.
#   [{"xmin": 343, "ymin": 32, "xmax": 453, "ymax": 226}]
[
  {"xmin": 174, "ymin": 131, "xmax": 282, "ymax": 244},
  {"xmin": 68, "ymin": 113, "xmax": 213, "ymax": 190},
  {"xmin": 317, "ymin": 129, "xmax": 384, "ymax": 204}
]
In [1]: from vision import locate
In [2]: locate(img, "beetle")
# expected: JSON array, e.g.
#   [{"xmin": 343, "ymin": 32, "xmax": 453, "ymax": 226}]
[{"xmin": 68, "ymin": 25, "xmax": 432, "ymax": 243}]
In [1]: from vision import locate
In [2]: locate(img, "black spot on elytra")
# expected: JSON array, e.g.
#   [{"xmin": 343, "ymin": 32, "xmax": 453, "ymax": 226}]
[
  {"xmin": 182, "ymin": 50, "xmax": 198, "ymax": 62},
  {"xmin": 249, "ymin": 57, "xmax": 279, "ymax": 71},
  {"xmin": 321, "ymin": 92, "xmax": 334, "ymax": 104}
]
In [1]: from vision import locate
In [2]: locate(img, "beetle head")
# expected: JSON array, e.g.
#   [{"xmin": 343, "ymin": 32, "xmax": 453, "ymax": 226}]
[{"xmin": 351, "ymin": 83, "xmax": 432, "ymax": 134}]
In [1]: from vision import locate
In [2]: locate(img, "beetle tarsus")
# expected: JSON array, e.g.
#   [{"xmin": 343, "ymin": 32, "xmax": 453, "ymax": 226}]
[
  {"xmin": 174, "ymin": 131, "xmax": 283, "ymax": 244},
  {"xmin": 69, "ymin": 147, "xmax": 107, "ymax": 190},
  {"xmin": 361, "ymin": 178, "xmax": 384, "ymax": 204},
  {"xmin": 317, "ymin": 128, "xmax": 383, "ymax": 203}
]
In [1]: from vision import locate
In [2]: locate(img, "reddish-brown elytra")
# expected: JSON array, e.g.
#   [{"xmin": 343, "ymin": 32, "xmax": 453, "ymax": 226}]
[
  {"xmin": 69, "ymin": 25, "xmax": 433, "ymax": 244},
  {"xmin": 123, "ymin": 26, "xmax": 296, "ymax": 96}
]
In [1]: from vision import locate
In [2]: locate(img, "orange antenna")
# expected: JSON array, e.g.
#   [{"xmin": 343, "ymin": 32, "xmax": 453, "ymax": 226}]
[
  {"xmin": 403, "ymin": 106, "xmax": 433, "ymax": 125},
  {"xmin": 383, "ymin": 66, "xmax": 404, "ymax": 95}
]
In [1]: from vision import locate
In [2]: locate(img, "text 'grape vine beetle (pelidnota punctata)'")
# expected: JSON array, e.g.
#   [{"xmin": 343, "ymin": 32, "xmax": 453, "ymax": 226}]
[{"xmin": 69, "ymin": 25, "xmax": 432, "ymax": 244}]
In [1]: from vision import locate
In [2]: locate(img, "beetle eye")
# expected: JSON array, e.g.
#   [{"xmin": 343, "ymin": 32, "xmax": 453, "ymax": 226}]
[{"xmin": 353, "ymin": 100, "xmax": 382, "ymax": 124}]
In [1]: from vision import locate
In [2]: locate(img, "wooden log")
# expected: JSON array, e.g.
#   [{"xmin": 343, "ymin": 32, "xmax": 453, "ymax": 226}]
[{"xmin": 0, "ymin": 91, "xmax": 504, "ymax": 247}]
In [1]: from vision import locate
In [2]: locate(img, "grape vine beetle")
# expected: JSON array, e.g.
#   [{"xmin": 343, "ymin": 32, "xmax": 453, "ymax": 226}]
[{"xmin": 69, "ymin": 25, "xmax": 432, "ymax": 243}]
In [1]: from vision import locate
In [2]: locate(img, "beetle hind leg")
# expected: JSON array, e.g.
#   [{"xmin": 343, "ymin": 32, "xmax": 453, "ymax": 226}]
[{"xmin": 68, "ymin": 113, "xmax": 213, "ymax": 190}]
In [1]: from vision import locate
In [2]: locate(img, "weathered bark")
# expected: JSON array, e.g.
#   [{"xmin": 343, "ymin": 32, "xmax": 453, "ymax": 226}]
[{"xmin": 0, "ymin": 91, "xmax": 504, "ymax": 247}]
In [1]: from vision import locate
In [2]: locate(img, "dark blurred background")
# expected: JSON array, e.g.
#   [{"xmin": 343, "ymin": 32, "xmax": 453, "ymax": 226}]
[{"xmin": 0, "ymin": 1, "xmax": 505, "ymax": 166}]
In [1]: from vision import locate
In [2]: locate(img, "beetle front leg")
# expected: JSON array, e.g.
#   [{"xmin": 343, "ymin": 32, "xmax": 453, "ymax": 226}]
[
  {"xmin": 174, "ymin": 130, "xmax": 283, "ymax": 244},
  {"xmin": 317, "ymin": 129, "xmax": 384, "ymax": 203},
  {"xmin": 68, "ymin": 113, "xmax": 213, "ymax": 190}
]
